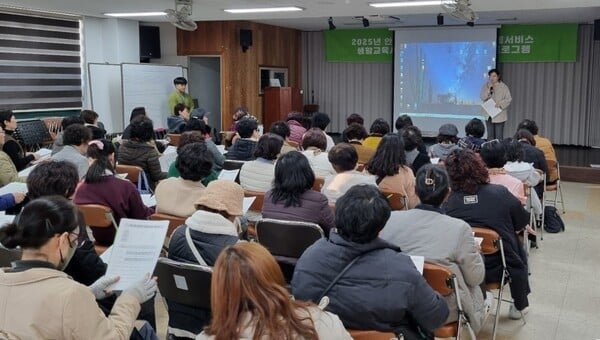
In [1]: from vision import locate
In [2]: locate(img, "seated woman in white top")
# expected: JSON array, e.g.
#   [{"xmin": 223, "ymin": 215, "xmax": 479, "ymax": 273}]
[
  {"xmin": 321, "ymin": 143, "xmax": 376, "ymax": 204},
  {"xmin": 197, "ymin": 242, "xmax": 351, "ymax": 340},
  {"xmin": 0, "ymin": 196, "xmax": 157, "ymax": 339},
  {"xmin": 380, "ymin": 164, "xmax": 487, "ymax": 334},
  {"xmin": 301, "ymin": 128, "xmax": 336, "ymax": 177},
  {"xmin": 239, "ymin": 133, "xmax": 283, "ymax": 192},
  {"xmin": 503, "ymin": 138, "xmax": 542, "ymax": 216}
]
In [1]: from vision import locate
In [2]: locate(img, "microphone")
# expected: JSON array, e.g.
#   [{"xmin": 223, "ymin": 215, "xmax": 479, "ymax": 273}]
[{"xmin": 489, "ymin": 86, "xmax": 494, "ymax": 95}]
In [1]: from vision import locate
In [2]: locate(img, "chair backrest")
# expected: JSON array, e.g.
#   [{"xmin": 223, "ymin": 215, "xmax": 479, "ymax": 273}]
[
  {"xmin": 381, "ymin": 190, "xmax": 408, "ymax": 211},
  {"xmin": 150, "ymin": 213, "xmax": 186, "ymax": 237},
  {"xmin": 154, "ymin": 257, "xmax": 212, "ymax": 309},
  {"xmin": 348, "ymin": 329, "xmax": 397, "ymax": 340},
  {"xmin": 167, "ymin": 133, "xmax": 181, "ymax": 147},
  {"xmin": 471, "ymin": 226, "xmax": 501, "ymax": 256},
  {"xmin": 0, "ymin": 247, "xmax": 22, "ymax": 267},
  {"xmin": 422, "ymin": 262, "xmax": 455, "ymax": 297},
  {"xmin": 115, "ymin": 164, "xmax": 143, "ymax": 184},
  {"xmin": 244, "ymin": 190, "xmax": 266, "ymax": 212},
  {"xmin": 255, "ymin": 218, "xmax": 324, "ymax": 258},
  {"xmin": 223, "ymin": 160, "xmax": 245, "ymax": 170},
  {"xmin": 312, "ymin": 177, "xmax": 325, "ymax": 191},
  {"xmin": 78, "ymin": 204, "xmax": 118, "ymax": 229}
]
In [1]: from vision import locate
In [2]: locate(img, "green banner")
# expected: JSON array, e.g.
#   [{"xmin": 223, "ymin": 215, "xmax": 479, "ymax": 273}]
[
  {"xmin": 498, "ymin": 24, "xmax": 578, "ymax": 62},
  {"xmin": 324, "ymin": 29, "xmax": 393, "ymax": 62}
]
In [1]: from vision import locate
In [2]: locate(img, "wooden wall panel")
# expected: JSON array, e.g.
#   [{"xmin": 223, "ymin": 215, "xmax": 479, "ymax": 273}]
[{"xmin": 177, "ymin": 21, "xmax": 301, "ymax": 130}]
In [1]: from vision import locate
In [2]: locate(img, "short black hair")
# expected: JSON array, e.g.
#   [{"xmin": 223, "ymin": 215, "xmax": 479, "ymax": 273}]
[
  {"xmin": 343, "ymin": 123, "xmax": 368, "ymax": 141},
  {"xmin": 178, "ymin": 131, "xmax": 205, "ymax": 149},
  {"xmin": 503, "ymin": 138, "xmax": 525, "ymax": 162},
  {"xmin": 365, "ymin": 133, "xmax": 406, "ymax": 179},
  {"xmin": 174, "ymin": 103, "xmax": 188, "ymax": 116},
  {"xmin": 175, "ymin": 142, "xmax": 214, "ymax": 181},
  {"xmin": 184, "ymin": 117, "xmax": 209, "ymax": 134},
  {"xmin": 0, "ymin": 109, "xmax": 14, "ymax": 129},
  {"xmin": 328, "ymin": 143, "xmax": 358, "ymax": 173},
  {"xmin": 395, "ymin": 114, "xmax": 413, "ymax": 131},
  {"xmin": 465, "ymin": 118, "xmax": 485, "ymax": 138},
  {"xmin": 174, "ymin": 77, "xmax": 188, "ymax": 85},
  {"xmin": 415, "ymin": 164, "xmax": 450, "ymax": 207},
  {"xmin": 236, "ymin": 117, "xmax": 258, "ymax": 138},
  {"xmin": 271, "ymin": 151, "xmax": 315, "ymax": 208},
  {"xmin": 311, "ymin": 112, "xmax": 330, "ymax": 130},
  {"xmin": 62, "ymin": 124, "xmax": 91, "ymax": 146},
  {"xmin": 517, "ymin": 119, "xmax": 539, "ymax": 135},
  {"xmin": 346, "ymin": 113, "xmax": 364, "ymax": 126},
  {"xmin": 335, "ymin": 185, "xmax": 391, "ymax": 244},
  {"xmin": 254, "ymin": 133, "xmax": 283, "ymax": 160},
  {"xmin": 80, "ymin": 110, "xmax": 99, "ymax": 124},
  {"xmin": 514, "ymin": 129, "xmax": 536, "ymax": 146},
  {"xmin": 85, "ymin": 139, "xmax": 116, "ymax": 183},
  {"xmin": 401, "ymin": 125, "xmax": 423, "ymax": 151},
  {"xmin": 479, "ymin": 139, "xmax": 506, "ymax": 168},
  {"xmin": 130, "ymin": 107, "xmax": 146, "ymax": 122},
  {"xmin": 61, "ymin": 115, "xmax": 85, "ymax": 129},
  {"xmin": 129, "ymin": 116, "xmax": 154, "ymax": 142},
  {"xmin": 369, "ymin": 118, "xmax": 390, "ymax": 135},
  {"xmin": 0, "ymin": 196, "xmax": 78, "ymax": 250},
  {"xmin": 269, "ymin": 121, "xmax": 290, "ymax": 139},
  {"xmin": 301, "ymin": 128, "xmax": 327, "ymax": 151},
  {"xmin": 27, "ymin": 161, "xmax": 79, "ymax": 199},
  {"xmin": 488, "ymin": 68, "xmax": 502, "ymax": 81}
]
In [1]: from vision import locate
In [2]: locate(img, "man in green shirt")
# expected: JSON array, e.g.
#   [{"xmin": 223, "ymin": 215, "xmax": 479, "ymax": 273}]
[{"xmin": 168, "ymin": 77, "xmax": 195, "ymax": 115}]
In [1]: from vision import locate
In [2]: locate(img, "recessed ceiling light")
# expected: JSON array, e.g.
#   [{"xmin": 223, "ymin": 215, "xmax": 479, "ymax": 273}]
[
  {"xmin": 224, "ymin": 6, "xmax": 303, "ymax": 14},
  {"xmin": 104, "ymin": 12, "xmax": 166, "ymax": 17},
  {"xmin": 369, "ymin": 1, "xmax": 444, "ymax": 8}
]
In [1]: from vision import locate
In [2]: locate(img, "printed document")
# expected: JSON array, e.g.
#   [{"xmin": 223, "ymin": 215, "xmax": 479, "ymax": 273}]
[{"xmin": 482, "ymin": 98, "xmax": 502, "ymax": 119}]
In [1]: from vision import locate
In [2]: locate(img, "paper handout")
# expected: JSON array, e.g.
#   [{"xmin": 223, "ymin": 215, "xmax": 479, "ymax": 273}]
[
  {"xmin": 105, "ymin": 218, "xmax": 168, "ymax": 290},
  {"xmin": 218, "ymin": 169, "xmax": 240, "ymax": 181},
  {"xmin": 481, "ymin": 98, "xmax": 502, "ymax": 119}
]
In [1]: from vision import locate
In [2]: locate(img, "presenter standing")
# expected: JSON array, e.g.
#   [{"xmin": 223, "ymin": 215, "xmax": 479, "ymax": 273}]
[
  {"xmin": 168, "ymin": 77, "xmax": 195, "ymax": 115},
  {"xmin": 480, "ymin": 69, "xmax": 512, "ymax": 140}
]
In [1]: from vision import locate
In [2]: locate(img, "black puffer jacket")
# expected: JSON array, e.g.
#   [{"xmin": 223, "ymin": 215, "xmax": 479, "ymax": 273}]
[
  {"xmin": 225, "ymin": 139, "xmax": 257, "ymax": 161},
  {"xmin": 117, "ymin": 140, "xmax": 166, "ymax": 189}
]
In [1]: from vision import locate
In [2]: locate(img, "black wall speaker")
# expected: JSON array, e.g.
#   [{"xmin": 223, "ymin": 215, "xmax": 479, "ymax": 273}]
[
  {"xmin": 594, "ymin": 19, "xmax": 600, "ymax": 41},
  {"xmin": 437, "ymin": 14, "xmax": 444, "ymax": 26},
  {"xmin": 240, "ymin": 29, "xmax": 253, "ymax": 52},
  {"xmin": 139, "ymin": 26, "xmax": 161, "ymax": 62}
]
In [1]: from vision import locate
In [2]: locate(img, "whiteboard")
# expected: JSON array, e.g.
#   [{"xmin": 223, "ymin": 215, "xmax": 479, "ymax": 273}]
[
  {"xmin": 88, "ymin": 63, "xmax": 123, "ymax": 133},
  {"xmin": 121, "ymin": 63, "xmax": 186, "ymax": 129}
]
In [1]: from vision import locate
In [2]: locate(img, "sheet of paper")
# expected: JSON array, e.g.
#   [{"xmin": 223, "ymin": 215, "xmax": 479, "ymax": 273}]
[
  {"xmin": 18, "ymin": 163, "xmax": 38, "ymax": 177},
  {"xmin": 163, "ymin": 145, "xmax": 177, "ymax": 154},
  {"xmin": 116, "ymin": 173, "xmax": 128, "ymax": 180},
  {"xmin": 481, "ymin": 98, "xmax": 502, "ymax": 119},
  {"xmin": 99, "ymin": 245, "xmax": 113, "ymax": 264},
  {"xmin": 474, "ymin": 237, "xmax": 484, "ymax": 247},
  {"xmin": 218, "ymin": 169, "xmax": 239, "ymax": 181},
  {"xmin": 105, "ymin": 218, "xmax": 169, "ymax": 290},
  {"xmin": 243, "ymin": 196, "xmax": 256, "ymax": 214},
  {"xmin": 0, "ymin": 211, "xmax": 15, "ymax": 226},
  {"xmin": 140, "ymin": 194, "xmax": 156, "ymax": 207},
  {"xmin": 35, "ymin": 148, "xmax": 52, "ymax": 158},
  {"xmin": 216, "ymin": 144, "xmax": 226, "ymax": 155},
  {"xmin": 0, "ymin": 182, "xmax": 28, "ymax": 196},
  {"xmin": 409, "ymin": 255, "xmax": 425, "ymax": 275},
  {"xmin": 159, "ymin": 151, "xmax": 178, "ymax": 173}
]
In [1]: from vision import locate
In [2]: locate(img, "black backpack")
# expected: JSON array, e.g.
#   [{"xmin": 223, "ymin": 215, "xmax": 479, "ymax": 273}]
[{"xmin": 544, "ymin": 206, "xmax": 565, "ymax": 233}]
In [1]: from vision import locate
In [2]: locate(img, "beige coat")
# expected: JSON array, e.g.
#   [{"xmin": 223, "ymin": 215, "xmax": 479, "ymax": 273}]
[
  {"xmin": 376, "ymin": 165, "xmax": 420, "ymax": 209},
  {"xmin": 0, "ymin": 267, "xmax": 140, "ymax": 339},
  {"xmin": 196, "ymin": 306, "xmax": 351, "ymax": 339},
  {"xmin": 480, "ymin": 81, "xmax": 512, "ymax": 123},
  {"xmin": 0, "ymin": 151, "xmax": 25, "ymax": 187},
  {"xmin": 156, "ymin": 177, "xmax": 206, "ymax": 217}
]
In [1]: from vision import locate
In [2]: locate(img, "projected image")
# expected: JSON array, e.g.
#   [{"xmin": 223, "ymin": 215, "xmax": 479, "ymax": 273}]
[{"xmin": 397, "ymin": 42, "xmax": 495, "ymax": 116}]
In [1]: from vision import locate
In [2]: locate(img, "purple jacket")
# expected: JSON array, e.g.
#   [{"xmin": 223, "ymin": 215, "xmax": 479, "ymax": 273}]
[
  {"xmin": 288, "ymin": 120, "xmax": 307, "ymax": 145},
  {"xmin": 262, "ymin": 189, "xmax": 335, "ymax": 236}
]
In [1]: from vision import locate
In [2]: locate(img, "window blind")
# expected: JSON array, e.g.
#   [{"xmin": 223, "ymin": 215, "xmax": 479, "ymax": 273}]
[{"xmin": 0, "ymin": 11, "xmax": 82, "ymax": 111}]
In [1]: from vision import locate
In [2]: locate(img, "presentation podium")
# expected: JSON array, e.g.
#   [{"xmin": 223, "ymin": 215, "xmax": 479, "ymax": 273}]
[{"xmin": 263, "ymin": 87, "xmax": 303, "ymax": 129}]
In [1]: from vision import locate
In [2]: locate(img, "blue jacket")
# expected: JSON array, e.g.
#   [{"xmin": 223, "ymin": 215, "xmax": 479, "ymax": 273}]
[
  {"xmin": 0, "ymin": 193, "xmax": 16, "ymax": 211},
  {"xmin": 292, "ymin": 232, "xmax": 449, "ymax": 337}
]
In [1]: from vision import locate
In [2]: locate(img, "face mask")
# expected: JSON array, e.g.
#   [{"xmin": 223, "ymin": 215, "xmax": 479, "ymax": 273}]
[{"xmin": 57, "ymin": 239, "xmax": 76, "ymax": 271}]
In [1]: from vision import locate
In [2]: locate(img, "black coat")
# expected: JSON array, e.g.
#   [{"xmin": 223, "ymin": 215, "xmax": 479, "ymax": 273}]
[
  {"xmin": 225, "ymin": 139, "xmax": 257, "ymax": 161},
  {"xmin": 292, "ymin": 232, "xmax": 449, "ymax": 337}
]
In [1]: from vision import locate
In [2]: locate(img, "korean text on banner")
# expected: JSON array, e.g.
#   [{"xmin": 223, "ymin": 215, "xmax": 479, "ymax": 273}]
[
  {"xmin": 498, "ymin": 24, "xmax": 578, "ymax": 62},
  {"xmin": 324, "ymin": 29, "xmax": 393, "ymax": 62}
]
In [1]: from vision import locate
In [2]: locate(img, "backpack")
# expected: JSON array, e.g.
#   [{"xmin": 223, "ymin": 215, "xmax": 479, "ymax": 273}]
[{"xmin": 544, "ymin": 206, "xmax": 565, "ymax": 233}]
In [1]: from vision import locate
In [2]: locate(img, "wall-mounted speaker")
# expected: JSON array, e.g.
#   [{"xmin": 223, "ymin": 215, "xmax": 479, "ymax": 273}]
[
  {"xmin": 139, "ymin": 26, "xmax": 161, "ymax": 62},
  {"xmin": 240, "ymin": 29, "xmax": 253, "ymax": 52},
  {"xmin": 594, "ymin": 19, "xmax": 600, "ymax": 41}
]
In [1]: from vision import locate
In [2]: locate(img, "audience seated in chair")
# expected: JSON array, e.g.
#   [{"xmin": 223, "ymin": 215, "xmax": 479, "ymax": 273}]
[
  {"xmin": 364, "ymin": 133, "xmax": 419, "ymax": 209},
  {"xmin": 503, "ymin": 138, "xmax": 543, "ymax": 216},
  {"xmin": 343, "ymin": 123, "xmax": 374, "ymax": 164},
  {"xmin": 51, "ymin": 124, "xmax": 92, "ymax": 179},
  {"xmin": 118, "ymin": 116, "xmax": 167, "ymax": 190},
  {"xmin": 225, "ymin": 117, "xmax": 259, "ymax": 161},
  {"xmin": 301, "ymin": 128, "xmax": 336, "ymax": 177},
  {"xmin": 514, "ymin": 129, "xmax": 548, "ymax": 198},
  {"xmin": 380, "ymin": 164, "xmax": 487, "ymax": 334},
  {"xmin": 167, "ymin": 103, "xmax": 191, "ymax": 134},
  {"xmin": 480, "ymin": 139, "xmax": 527, "ymax": 204},
  {"xmin": 156, "ymin": 142, "xmax": 213, "ymax": 218},
  {"xmin": 262, "ymin": 151, "xmax": 335, "ymax": 237},
  {"xmin": 286, "ymin": 111, "xmax": 307, "ymax": 145},
  {"xmin": 311, "ymin": 112, "xmax": 335, "ymax": 151},
  {"xmin": 518, "ymin": 119, "xmax": 558, "ymax": 183},
  {"xmin": 458, "ymin": 118, "xmax": 487, "ymax": 152},
  {"xmin": 269, "ymin": 121, "xmax": 297, "ymax": 155},
  {"xmin": 444, "ymin": 149, "xmax": 531, "ymax": 320},
  {"xmin": 0, "ymin": 109, "xmax": 39, "ymax": 171},
  {"xmin": 167, "ymin": 131, "xmax": 218, "ymax": 186},
  {"xmin": 167, "ymin": 179, "xmax": 244, "ymax": 336},
  {"xmin": 363, "ymin": 118, "xmax": 390, "ymax": 150},
  {"xmin": 239, "ymin": 133, "xmax": 283, "ymax": 192},
  {"xmin": 197, "ymin": 242, "xmax": 351, "ymax": 339},
  {"xmin": 0, "ymin": 196, "xmax": 158, "ymax": 339},
  {"xmin": 184, "ymin": 118, "xmax": 224, "ymax": 172},
  {"xmin": 81, "ymin": 109, "xmax": 106, "ymax": 140},
  {"xmin": 321, "ymin": 143, "xmax": 377, "ymax": 204},
  {"xmin": 429, "ymin": 123, "xmax": 460, "ymax": 162},
  {"xmin": 292, "ymin": 185, "xmax": 449, "ymax": 337},
  {"xmin": 401, "ymin": 125, "xmax": 430, "ymax": 175},
  {"xmin": 51, "ymin": 115, "xmax": 85, "ymax": 155},
  {"xmin": 0, "ymin": 129, "xmax": 25, "ymax": 186}
]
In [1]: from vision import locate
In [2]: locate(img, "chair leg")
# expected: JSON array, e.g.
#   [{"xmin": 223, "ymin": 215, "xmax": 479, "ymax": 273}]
[{"xmin": 558, "ymin": 183, "xmax": 566, "ymax": 214}]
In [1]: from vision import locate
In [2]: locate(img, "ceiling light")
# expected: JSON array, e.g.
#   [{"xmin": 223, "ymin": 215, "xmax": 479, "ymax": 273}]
[
  {"xmin": 224, "ymin": 6, "xmax": 303, "ymax": 14},
  {"xmin": 369, "ymin": 1, "xmax": 444, "ymax": 8},
  {"xmin": 362, "ymin": 17, "xmax": 370, "ymax": 27},
  {"xmin": 104, "ymin": 12, "xmax": 166, "ymax": 17}
]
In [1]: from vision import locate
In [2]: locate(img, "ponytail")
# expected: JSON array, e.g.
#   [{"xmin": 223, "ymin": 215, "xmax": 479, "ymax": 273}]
[{"xmin": 85, "ymin": 140, "xmax": 116, "ymax": 183}]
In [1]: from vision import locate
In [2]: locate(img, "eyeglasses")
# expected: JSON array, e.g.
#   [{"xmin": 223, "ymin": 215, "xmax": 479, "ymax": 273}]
[{"xmin": 481, "ymin": 139, "xmax": 500, "ymax": 148}]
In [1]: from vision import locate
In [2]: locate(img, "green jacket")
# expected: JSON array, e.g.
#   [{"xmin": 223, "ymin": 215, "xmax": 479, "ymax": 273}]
[
  {"xmin": 0, "ymin": 151, "xmax": 26, "ymax": 187},
  {"xmin": 168, "ymin": 91, "xmax": 195, "ymax": 115}
]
